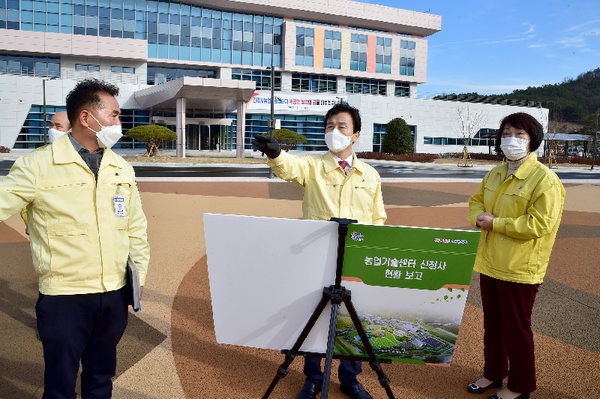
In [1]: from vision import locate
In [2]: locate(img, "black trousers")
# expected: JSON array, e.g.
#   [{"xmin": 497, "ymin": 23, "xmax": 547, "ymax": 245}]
[
  {"xmin": 303, "ymin": 356, "xmax": 362, "ymax": 388},
  {"xmin": 36, "ymin": 286, "xmax": 129, "ymax": 399}
]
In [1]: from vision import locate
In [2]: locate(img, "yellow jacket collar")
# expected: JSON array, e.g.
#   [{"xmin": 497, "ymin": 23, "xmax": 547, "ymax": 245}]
[
  {"xmin": 324, "ymin": 151, "xmax": 364, "ymax": 174},
  {"xmin": 52, "ymin": 134, "xmax": 122, "ymax": 170},
  {"xmin": 509, "ymin": 152, "xmax": 538, "ymax": 180}
]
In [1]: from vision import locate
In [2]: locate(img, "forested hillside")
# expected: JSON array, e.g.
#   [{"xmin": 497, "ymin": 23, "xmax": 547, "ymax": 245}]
[{"xmin": 436, "ymin": 68, "xmax": 600, "ymax": 124}]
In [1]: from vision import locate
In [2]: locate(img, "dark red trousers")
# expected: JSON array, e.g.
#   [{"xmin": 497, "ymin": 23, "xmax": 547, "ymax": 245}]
[{"xmin": 480, "ymin": 273, "xmax": 539, "ymax": 394}]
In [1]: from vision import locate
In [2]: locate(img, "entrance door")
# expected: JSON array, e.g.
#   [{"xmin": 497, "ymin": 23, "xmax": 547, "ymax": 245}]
[
  {"xmin": 186, "ymin": 124, "xmax": 199, "ymax": 150},
  {"xmin": 200, "ymin": 125, "xmax": 210, "ymax": 150},
  {"xmin": 200, "ymin": 125, "xmax": 224, "ymax": 150}
]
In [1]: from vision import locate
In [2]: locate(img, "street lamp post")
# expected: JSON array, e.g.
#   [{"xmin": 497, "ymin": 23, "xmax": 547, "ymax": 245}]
[
  {"xmin": 42, "ymin": 77, "xmax": 58, "ymax": 146},
  {"xmin": 42, "ymin": 78, "xmax": 48, "ymax": 145},
  {"xmin": 266, "ymin": 33, "xmax": 281, "ymax": 179},
  {"xmin": 591, "ymin": 108, "xmax": 599, "ymax": 171},
  {"xmin": 268, "ymin": 63, "xmax": 275, "ymax": 179}
]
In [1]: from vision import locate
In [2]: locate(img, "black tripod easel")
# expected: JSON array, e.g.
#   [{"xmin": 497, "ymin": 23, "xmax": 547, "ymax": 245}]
[{"xmin": 262, "ymin": 218, "xmax": 396, "ymax": 399}]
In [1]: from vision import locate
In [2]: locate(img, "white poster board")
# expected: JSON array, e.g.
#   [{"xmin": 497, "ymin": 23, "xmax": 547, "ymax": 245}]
[
  {"xmin": 205, "ymin": 214, "xmax": 477, "ymax": 366},
  {"xmin": 204, "ymin": 214, "xmax": 339, "ymax": 352}
]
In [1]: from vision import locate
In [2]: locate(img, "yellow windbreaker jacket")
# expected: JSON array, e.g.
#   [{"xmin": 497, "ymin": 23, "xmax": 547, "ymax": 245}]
[
  {"xmin": 467, "ymin": 153, "xmax": 565, "ymax": 284},
  {"xmin": 267, "ymin": 150, "xmax": 387, "ymax": 225},
  {"xmin": 0, "ymin": 135, "xmax": 150, "ymax": 295}
]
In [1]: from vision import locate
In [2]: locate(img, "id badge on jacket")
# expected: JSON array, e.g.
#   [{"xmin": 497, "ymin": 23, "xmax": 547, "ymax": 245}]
[{"xmin": 114, "ymin": 184, "xmax": 127, "ymax": 218}]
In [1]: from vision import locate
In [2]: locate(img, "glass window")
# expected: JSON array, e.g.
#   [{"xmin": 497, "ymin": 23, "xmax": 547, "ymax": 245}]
[
  {"xmin": 231, "ymin": 68, "xmax": 280, "ymax": 90},
  {"xmin": 1, "ymin": 1, "xmax": 282, "ymax": 66},
  {"xmin": 346, "ymin": 78, "xmax": 386, "ymax": 96},
  {"xmin": 22, "ymin": 11, "xmax": 34, "ymax": 23},
  {"xmin": 34, "ymin": 61, "xmax": 47, "ymax": 76},
  {"xmin": 292, "ymin": 73, "xmax": 336, "ymax": 93},
  {"xmin": 394, "ymin": 82, "xmax": 410, "ymax": 97},
  {"xmin": 0, "ymin": 56, "xmax": 7, "ymax": 74},
  {"xmin": 400, "ymin": 40, "xmax": 416, "ymax": 76}
]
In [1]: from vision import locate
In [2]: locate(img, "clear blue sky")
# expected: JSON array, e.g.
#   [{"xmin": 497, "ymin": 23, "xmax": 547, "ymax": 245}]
[{"xmin": 362, "ymin": 0, "xmax": 600, "ymax": 96}]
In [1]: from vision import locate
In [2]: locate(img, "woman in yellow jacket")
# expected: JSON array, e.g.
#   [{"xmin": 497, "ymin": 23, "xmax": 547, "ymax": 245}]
[{"xmin": 467, "ymin": 113, "xmax": 565, "ymax": 399}]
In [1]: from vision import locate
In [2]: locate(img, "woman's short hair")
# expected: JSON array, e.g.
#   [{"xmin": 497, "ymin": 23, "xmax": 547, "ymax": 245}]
[{"xmin": 495, "ymin": 112, "xmax": 544, "ymax": 153}]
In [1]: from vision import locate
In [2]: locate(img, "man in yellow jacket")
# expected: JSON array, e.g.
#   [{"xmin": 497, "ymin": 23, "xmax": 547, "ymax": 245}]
[
  {"xmin": 0, "ymin": 79, "xmax": 150, "ymax": 399},
  {"xmin": 253, "ymin": 103, "xmax": 385, "ymax": 399}
]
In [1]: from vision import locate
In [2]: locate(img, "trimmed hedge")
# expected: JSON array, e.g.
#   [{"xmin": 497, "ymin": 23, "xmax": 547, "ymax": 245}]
[
  {"xmin": 438, "ymin": 152, "xmax": 504, "ymax": 161},
  {"xmin": 356, "ymin": 152, "xmax": 436, "ymax": 163},
  {"xmin": 357, "ymin": 151, "xmax": 595, "ymax": 165}
]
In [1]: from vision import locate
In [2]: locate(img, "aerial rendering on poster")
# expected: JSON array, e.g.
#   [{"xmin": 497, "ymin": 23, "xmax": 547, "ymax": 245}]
[{"xmin": 335, "ymin": 287, "xmax": 465, "ymax": 365}]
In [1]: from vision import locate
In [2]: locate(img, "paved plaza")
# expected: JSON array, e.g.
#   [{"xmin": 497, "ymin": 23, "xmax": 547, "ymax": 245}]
[{"xmin": 1, "ymin": 162, "xmax": 599, "ymax": 398}]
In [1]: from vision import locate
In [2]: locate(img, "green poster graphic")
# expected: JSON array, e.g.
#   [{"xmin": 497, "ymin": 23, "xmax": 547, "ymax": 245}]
[{"xmin": 334, "ymin": 224, "xmax": 480, "ymax": 366}]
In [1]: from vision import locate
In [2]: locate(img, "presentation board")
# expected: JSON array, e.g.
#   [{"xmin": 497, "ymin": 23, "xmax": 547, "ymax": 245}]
[
  {"xmin": 337, "ymin": 223, "xmax": 479, "ymax": 365},
  {"xmin": 204, "ymin": 214, "xmax": 479, "ymax": 365}
]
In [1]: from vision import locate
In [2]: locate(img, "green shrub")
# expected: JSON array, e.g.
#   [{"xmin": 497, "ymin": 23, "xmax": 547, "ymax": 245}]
[
  {"xmin": 263, "ymin": 129, "xmax": 307, "ymax": 152},
  {"xmin": 381, "ymin": 118, "xmax": 414, "ymax": 154},
  {"xmin": 125, "ymin": 125, "xmax": 177, "ymax": 157}
]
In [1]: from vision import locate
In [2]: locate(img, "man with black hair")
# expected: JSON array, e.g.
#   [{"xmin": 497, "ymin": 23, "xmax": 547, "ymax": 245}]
[
  {"xmin": 0, "ymin": 78, "xmax": 150, "ymax": 398},
  {"xmin": 253, "ymin": 103, "xmax": 386, "ymax": 399}
]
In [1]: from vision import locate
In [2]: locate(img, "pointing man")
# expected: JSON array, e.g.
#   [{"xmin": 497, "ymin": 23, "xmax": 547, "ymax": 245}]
[{"xmin": 253, "ymin": 103, "xmax": 386, "ymax": 399}]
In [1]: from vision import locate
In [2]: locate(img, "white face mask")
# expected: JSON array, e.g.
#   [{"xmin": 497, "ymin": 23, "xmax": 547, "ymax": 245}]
[
  {"xmin": 88, "ymin": 113, "xmax": 122, "ymax": 149},
  {"xmin": 500, "ymin": 137, "xmax": 530, "ymax": 161},
  {"xmin": 325, "ymin": 128, "xmax": 354, "ymax": 152},
  {"xmin": 48, "ymin": 128, "xmax": 67, "ymax": 143}
]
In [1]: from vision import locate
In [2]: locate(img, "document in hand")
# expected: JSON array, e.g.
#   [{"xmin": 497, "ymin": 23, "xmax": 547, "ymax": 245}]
[{"xmin": 127, "ymin": 254, "xmax": 142, "ymax": 312}]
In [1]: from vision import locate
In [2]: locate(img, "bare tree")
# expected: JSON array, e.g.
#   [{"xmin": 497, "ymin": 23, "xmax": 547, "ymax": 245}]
[
  {"xmin": 455, "ymin": 105, "xmax": 488, "ymax": 167},
  {"xmin": 537, "ymin": 107, "xmax": 557, "ymax": 168}
]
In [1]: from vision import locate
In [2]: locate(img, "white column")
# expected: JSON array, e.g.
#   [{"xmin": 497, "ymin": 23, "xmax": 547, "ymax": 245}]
[
  {"xmin": 236, "ymin": 100, "xmax": 246, "ymax": 158},
  {"xmin": 176, "ymin": 97, "xmax": 186, "ymax": 158}
]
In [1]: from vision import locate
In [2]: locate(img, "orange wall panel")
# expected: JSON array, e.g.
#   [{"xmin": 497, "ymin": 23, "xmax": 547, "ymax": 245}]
[
  {"xmin": 314, "ymin": 28, "xmax": 324, "ymax": 68},
  {"xmin": 367, "ymin": 35, "xmax": 376, "ymax": 73}
]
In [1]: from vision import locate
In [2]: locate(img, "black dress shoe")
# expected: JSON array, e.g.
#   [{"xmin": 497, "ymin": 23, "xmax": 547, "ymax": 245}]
[
  {"xmin": 297, "ymin": 381, "xmax": 321, "ymax": 399},
  {"xmin": 340, "ymin": 382, "xmax": 372, "ymax": 399},
  {"xmin": 468, "ymin": 379, "xmax": 503, "ymax": 394}
]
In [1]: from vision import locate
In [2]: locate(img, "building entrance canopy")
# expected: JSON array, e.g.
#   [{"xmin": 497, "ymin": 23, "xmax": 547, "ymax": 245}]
[
  {"xmin": 134, "ymin": 77, "xmax": 256, "ymax": 158},
  {"xmin": 134, "ymin": 76, "xmax": 256, "ymax": 113}
]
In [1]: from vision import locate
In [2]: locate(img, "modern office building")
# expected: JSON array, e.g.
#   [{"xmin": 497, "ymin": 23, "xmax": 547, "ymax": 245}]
[{"xmin": 0, "ymin": 0, "xmax": 546, "ymax": 156}]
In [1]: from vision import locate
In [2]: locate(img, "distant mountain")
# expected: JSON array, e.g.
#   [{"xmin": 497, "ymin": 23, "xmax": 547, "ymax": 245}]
[{"xmin": 435, "ymin": 68, "xmax": 600, "ymax": 124}]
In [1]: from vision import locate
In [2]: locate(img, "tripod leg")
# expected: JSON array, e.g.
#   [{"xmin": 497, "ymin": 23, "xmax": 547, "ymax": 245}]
[
  {"xmin": 343, "ymin": 298, "xmax": 397, "ymax": 399},
  {"xmin": 262, "ymin": 351, "xmax": 295, "ymax": 399},
  {"xmin": 262, "ymin": 290, "xmax": 332, "ymax": 399},
  {"xmin": 321, "ymin": 302, "xmax": 340, "ymax": 399}
]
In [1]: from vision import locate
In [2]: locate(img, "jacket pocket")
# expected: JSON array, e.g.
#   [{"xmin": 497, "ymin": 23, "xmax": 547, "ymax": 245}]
[
  {"xmin": 47, "ymin": 223, "xmax": 95, "ymax": 281},
  {"xmin": 114, "ymin": 218, "xmax": 130, "ymax": 265},
  {"xmin": 496, "ymin": 186, "xmax": 533, "ymax": 217},
  {"xmin": 350, "ymin": 181, "xmax": 377, "ymax": 218},
  {"xmin": 490, "ymin": 233, "xmax": 534, "ymax": 275}
]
